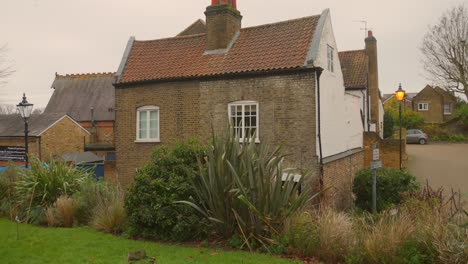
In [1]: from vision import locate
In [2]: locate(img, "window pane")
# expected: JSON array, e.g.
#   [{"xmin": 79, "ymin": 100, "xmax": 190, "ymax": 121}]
[
  {"xmin": 139, "ymin": 111, "xmax": 147, "ymax": 139},
  {"xmin": 149, "ymin": 110, "xmax": 159, "ymax": 139}
]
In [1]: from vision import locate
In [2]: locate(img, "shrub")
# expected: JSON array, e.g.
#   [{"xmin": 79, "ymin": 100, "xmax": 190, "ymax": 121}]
[
  {"xmin": 125, "ymin": 139, "xmax": 208, "ymax": 241},
  {"xmin": 73, "ymin": 178, "xmax": 112, "ymax": 225},
  {"xmin": 0, "ymin": 164, "xmax": 21, "ymax": 220},
  {"xmin": 455, "ymin": 103, "xmax": 468, "ymax": 125},
  {"xmin": 15, "ymin": 158, "xmax": 92, "ymax": 223},
  {"xmin": 91, "ymin": 184, "xmax": 126, "ymax": 234},
  {"xmin": 288, "ymin": 210, "xmax": 355, "ymax": 263},
  {"xmin": 383, "ymin": 111, "xmax": 394, "ymax": 138},
  {"xmin": 54, "ymin": 195, "xmax": 77, "ymax": 227},
  {"xmin": 352, "ymin": 168, "xmax": 419, "ymax": 212},
  {"xmin": 180, "ymin": 131, "xmax": 316, "ymax": 251}
]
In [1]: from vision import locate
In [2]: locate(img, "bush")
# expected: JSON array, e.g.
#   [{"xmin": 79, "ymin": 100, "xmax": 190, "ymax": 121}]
[
  {"xmin": 125, "ymin": 139, "xmax": 208, "ymax": 241},
  {"xmin": 14, "ymin": 158, "xmax": 92, "ymax": 223},
  {"xmin": 352, "ymin": 168, "xmax": 419, "ymax": 212},
  {"xmin": 0, "ymin": 164, "xmax": 21, "ymax": 220},
  {"xmin": 54, "ymin": 195, "xmax": 77, "ymax": 227},
  {"xmin": 455, "ymin": 103, "xmax": 468, "ymax": 125},
  {"xmin": 91, "ymin": 184, "xmax": 126, "ymax": 234},
  {"xmin": 383, "ymin": 111, "xmax": 394, "ymax": 138},
  {"xmin": 288, "ymin": 210, "xmax": 355, "ymax": 263},
  {"xmin": 180, "ymin": 131, "xmax": 316, "ymax": 251}
]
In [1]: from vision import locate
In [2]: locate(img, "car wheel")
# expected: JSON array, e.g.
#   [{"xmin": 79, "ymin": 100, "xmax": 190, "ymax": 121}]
[{"xmin": 419, "ymin": 138, "xmax": 427, "ymax": 145}]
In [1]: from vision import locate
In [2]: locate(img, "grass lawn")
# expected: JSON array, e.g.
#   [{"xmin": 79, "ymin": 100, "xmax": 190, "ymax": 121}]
[{"xmin": 0, "ymin": 218, "xmax": 300, "ymax": 264}]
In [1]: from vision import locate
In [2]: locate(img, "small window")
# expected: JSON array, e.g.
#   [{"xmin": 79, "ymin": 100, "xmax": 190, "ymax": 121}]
[
  {"xmin": 444, "ymin": 103, "xmax": 452, "ymax": 115},
  {"xmin": 418, "ymin": 103, "xmax": 429, "ymax": 111},
  {"xmin": 327, "ymin": 45, "xmax": 334, "ymax": 72},
  {"xmin": 228, "ymin": 101, "xmax": 259, "ymax": 142},
  {"xmin": 136, "ymin": 106, "xmax": 160, "ymax": 142}
]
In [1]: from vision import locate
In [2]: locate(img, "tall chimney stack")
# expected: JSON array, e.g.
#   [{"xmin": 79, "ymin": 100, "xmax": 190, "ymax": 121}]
[
  {"xmin": 205, "ymin": 0, "xmax": 242, "ymax": 51},
  {"xmin": 365, "ymin": 30, "xmax": 381, "ymax": 135}
]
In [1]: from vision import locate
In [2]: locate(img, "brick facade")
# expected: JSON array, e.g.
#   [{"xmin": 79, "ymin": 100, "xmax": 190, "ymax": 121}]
[
  {"xmin": 0, "ymin": 116, "xmax": 90, "ymax": 165},
  {"xmin": 412, "ymin": 86, "xmax": 457, "ymax": 123},
  {"xmin": 363, "ymin": 132, "xmax": 406, "ymax": 169},
  {"xmin": 115, "ymin": 71, "xmax": 318, "ymax": 187},
  {"xmin": 205, "ymin": 4, "xmax": 242, "ymax": 50},
  {"xmin": 322, "ymin": 150, "xmax": 364, "ymax": 210}
]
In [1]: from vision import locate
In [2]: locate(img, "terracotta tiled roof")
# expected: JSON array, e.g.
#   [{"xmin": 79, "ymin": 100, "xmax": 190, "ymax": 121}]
[
  {"xmin": 118, "ymin": 15, "xmax": 320, "ymax": 84},
  {"xmin": 339, "ymin": 49, "xmax": 368, "ymax": 89}
]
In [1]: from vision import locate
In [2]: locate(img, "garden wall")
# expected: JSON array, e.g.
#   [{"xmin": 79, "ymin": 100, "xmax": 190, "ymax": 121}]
[{"xmin": 363, "ymin": 132, "xmax": 406, "ymax": 169}]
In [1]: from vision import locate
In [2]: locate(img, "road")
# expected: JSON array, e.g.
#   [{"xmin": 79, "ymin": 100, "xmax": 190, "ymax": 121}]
[{"xmin": 407, "ymin": 143, "xmax": 468, "ymax": 203}]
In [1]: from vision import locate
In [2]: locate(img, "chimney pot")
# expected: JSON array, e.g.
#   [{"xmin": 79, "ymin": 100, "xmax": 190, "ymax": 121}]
[{"xmin": 368, "ymin": 30, "xmax": 373, "ymax": 37}]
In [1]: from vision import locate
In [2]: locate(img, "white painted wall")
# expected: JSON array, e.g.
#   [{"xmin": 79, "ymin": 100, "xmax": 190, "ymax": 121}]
[{"xmin": 313, "ymin": 10, "xmax": 363, "ymax": 158}]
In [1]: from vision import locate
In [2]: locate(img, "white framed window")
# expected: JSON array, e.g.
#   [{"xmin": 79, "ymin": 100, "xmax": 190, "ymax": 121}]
[
  {"xmin": 327, "ymin": 45, "xmax": 334, "ymax": 72},
  {"xmin": 418, "ymin": 103, "xmax": 429, "ymax": 111},
  {"xmin": 444, "ymin": 103, "xmax": 452, "ymax": 115},
  {"xmin": 228, "ymin": 101, "xmax": 259, "ymax": 142},
  {"xmin": 136, "ymin": 106, "xmax": 160, "ymax": 142}
]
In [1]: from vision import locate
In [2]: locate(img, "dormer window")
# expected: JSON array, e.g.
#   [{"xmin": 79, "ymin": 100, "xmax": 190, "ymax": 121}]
[{"xmin": 327, "ymin": 45, "xmax": 334, "ymax": 72}]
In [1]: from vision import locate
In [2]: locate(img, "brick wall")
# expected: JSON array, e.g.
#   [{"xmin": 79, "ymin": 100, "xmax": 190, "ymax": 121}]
[
  {"xmin": 80, "ymin": 121, "xmax": 114, "ymax": 145},
  {"xmin": 115, "ymin": 71, "xmax": 318, "ymax": 187},
  {"xmin": 40, "ymin": 117, "xmax": 90, "ymax": 161},
  {"xmin": 363, "ymin": 132, "xmax": 406, "ymax": 169},
  {"xmin": 322, "ymin": 150, "xmax": 364, "ymax": 210},
  {"xmin": 205, "ymin": 4, "xmax": 242, "ymax": 50}
]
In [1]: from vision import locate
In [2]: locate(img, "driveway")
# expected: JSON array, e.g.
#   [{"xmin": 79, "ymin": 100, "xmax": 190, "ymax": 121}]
[{"xmin": 407, "ymin": 143, "xmax": 468, "ymax": 203}]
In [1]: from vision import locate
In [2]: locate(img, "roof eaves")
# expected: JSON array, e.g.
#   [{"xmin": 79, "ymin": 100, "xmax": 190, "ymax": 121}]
[{"xmin": 305, "ymin": 8, "xmax": 329, "ymax": 66}]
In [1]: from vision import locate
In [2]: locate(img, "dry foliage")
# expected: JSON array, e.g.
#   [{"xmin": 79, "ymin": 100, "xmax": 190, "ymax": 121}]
[
  {"xmin": 91, "ymin": 185, "xmax": 126, "ymax": 234},
  {"xmin": 54, "ymin": 196, "xmax": 76, "ymax": 227}
]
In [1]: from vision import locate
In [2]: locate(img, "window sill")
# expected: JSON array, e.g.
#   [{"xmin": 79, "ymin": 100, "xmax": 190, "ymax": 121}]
[
  {"xmin": 134, "ymin": 139, "xmax": 160, "ymax": 143},
  {"xmin": 444, "ymin": 113, "xmax": 452, "ymax": 115},
  {"xmin": 238, "ymin": 139, "xmax": 260, "ymax": 144}
]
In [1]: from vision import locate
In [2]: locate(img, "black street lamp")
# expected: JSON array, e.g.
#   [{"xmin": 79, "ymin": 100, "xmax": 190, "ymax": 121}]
[
  {"xmin": 395, "ymin": 84, "xmax": 406, "ymax": 171},
  {"xmin": 16, "ymin": 93, "xmax": 33, "ymax": 168}
]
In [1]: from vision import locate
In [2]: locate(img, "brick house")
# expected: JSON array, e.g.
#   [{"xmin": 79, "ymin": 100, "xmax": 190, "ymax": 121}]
[
  {"xmin": 113, "ymin": 1, "xmax": 369, "ymax": 208},
  {"xmin": 44, "ymin": 73, "xmax": 116, "ymax": 155},
  {"xmin": 0, "ymin": 113, "xmax": 90, "ymax": 166},
  {"xmin": 412, "ymin": 85, "xmax": 457, "ymax": 123}
]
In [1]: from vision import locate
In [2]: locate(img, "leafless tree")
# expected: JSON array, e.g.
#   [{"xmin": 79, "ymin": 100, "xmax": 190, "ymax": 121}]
[
  {"xmin": 0, "ymin": 104, "xmax": 16, "ymax": 115},
  {"xmin": 420, "ymin": 4, "xmax": 468, "ymax": 98},
  {"xmin": 32, "ymin": 108, "xmax": 44, "ymax": 115},
  {"xmin": 0, "ymin": 45, "xmax": 14, "ymax": 84}
]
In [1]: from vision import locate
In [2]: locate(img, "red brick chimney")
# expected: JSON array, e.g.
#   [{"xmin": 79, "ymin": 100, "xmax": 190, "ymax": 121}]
[
  {"xmin": 365, "ymin": 30, "xmax": 381, "ymax": 135},
  {"xmin": 205, "ymin": 0, "xmax": 242, "ymax": 50}
]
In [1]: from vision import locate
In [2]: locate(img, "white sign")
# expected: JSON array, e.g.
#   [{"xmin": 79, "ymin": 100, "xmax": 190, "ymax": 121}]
[
  {"xmin": 372, "ymin": 149, "xmax": 380, "ymax": 161},
  {"xmin": 371, "ymin": 160, "xmax": 382, "ymax": 169}
]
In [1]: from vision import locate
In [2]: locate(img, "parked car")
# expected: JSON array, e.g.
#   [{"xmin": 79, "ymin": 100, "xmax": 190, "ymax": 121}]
[{"xmin": 406, "ymin": 129, "xmax": 428, "ymax": 144}]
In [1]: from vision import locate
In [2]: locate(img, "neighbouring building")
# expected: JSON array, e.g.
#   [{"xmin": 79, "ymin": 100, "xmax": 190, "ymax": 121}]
[
  {"xmin": 113, "ymin": 1, "xmax": 368, "ymax": 208},
  {"xmin": 0, "ymin": 114, "xmax": 90, "ymax": 166},
  {"xmin": 44, "ymin": 73, "xmax": 116, "ymax": 156},
  {"xmin": 382, "ymin": 92, "xmax": 417, "ymax": 112},
  {"xmin": 412, "ymin": 85, "xmax": 457, "ymax": 123},
  {"xmin": 338, "ymin": 30, "xmax": 385, "ymax": 139}
]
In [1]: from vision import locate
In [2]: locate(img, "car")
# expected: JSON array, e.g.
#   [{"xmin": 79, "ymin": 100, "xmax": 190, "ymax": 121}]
[{"xmin": 406, "ymin": 129, "xmax": 428, "ymax": 144}]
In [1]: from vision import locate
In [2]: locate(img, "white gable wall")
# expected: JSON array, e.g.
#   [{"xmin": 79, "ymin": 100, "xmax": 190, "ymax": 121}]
[{"xmin": 313, "ymin": 10, "xmax": 363, "ymax": 158}]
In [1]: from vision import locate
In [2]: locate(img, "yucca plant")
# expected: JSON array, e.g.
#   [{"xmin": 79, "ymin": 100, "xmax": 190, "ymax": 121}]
[
  {"xmin": 179, "ymin": 129, "xmax": 318, "ymax": 251},
  {"xmin": 15, "ymin": 158, "xmax": 92, "ymax": 223}
]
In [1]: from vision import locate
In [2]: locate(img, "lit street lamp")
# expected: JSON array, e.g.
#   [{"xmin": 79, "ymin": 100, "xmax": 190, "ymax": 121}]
[
  {"xmin": 395, "ymin": 84, "xmax": 405, "ymax": 171},
  {"xmin": 16, "ymin": 93, "xmax": 34, "ymax": 168}
]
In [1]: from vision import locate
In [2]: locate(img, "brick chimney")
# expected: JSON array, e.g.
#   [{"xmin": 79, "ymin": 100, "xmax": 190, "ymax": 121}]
[
  {"xmin": 365, "ymin": 30, "xmax": 381, "ymax": 135},
  {"xmin": 205, "ymin": 0, "xmax": 242, "ymax": 51}
]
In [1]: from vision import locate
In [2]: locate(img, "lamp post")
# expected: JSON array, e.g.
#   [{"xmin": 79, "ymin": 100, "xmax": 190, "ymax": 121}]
[
  {"xmin": 395, "ymin": 84, "xmax": 405, "ymax": 171},
  {"xmin": 16, "ymin": 93, "xmax": 34, "ymax": 168}
]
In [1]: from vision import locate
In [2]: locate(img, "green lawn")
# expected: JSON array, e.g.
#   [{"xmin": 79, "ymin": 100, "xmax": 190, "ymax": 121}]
[{"xmin": 0, "ymin": 218, "xmax": 300, "ymax": 264}]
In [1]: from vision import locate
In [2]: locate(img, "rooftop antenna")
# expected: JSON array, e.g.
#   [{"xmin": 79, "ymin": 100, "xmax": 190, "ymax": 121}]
[{"xmin": 354, "ymin": 20, "xmax": 368, "ymax": 38}]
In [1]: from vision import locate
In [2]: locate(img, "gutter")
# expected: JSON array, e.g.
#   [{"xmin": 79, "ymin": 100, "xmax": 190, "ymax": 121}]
[{"xmin": 315, "ymin": 67, "xmax": 324, "ymax": 188}]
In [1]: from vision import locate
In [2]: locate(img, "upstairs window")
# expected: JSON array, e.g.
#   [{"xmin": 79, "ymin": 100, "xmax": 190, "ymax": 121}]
[
  {"xmin": 136, "ymin": 106, "xmax": 160, "ymax": 142},
  {"xmin": 444, "ymin": 103, "xmax": 452, "ymax": 115},
  {"xmin": 228, "ymin": 101, "xmax": 259, "ymax": 142},
  {"xmin": 327, "ymin": 45, "xmax": 334, "ymax": 72},
  {"xmin": 418, "ymin": 103, "xmax": 429, "ymax": 111}
]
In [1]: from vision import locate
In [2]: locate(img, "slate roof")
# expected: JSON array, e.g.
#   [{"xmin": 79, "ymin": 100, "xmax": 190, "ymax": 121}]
[
  {"xmin": 117, "ymin": 15, "xmax": 321, "ymax": 84},
  {"xmin": 338, "ymin": 49, "xmax": 368, "ymax": 89},
  {"xmin": 0, "ymin": 113, "xmax": 73, "ymax": 137},
  {"xmin": 44, "ymin": 73, "xmax": 115, "ymax": 122},
  {"xmin": 177, "ymin": 19, "xmax": 207, "ymax": 36},
  {"xmin": 62, "ymin": 152, "xmax": 104, "ymax": 164}
]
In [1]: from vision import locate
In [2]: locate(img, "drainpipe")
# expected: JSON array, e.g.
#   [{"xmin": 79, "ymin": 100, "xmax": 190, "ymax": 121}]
[{"xmin": 315, "ymin": 67, "xmax": 324, "ymax": 188}]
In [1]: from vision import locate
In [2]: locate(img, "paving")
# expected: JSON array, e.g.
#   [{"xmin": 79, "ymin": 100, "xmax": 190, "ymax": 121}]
[{"xmin": 406, "ymin": 143, "xmax": 468, "ymax": 204}]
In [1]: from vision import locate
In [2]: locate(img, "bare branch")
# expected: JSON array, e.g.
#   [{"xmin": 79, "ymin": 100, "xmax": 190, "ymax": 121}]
[{"xmin": 420, "ymin": 4, "xmax": 468, "ymax": 98}]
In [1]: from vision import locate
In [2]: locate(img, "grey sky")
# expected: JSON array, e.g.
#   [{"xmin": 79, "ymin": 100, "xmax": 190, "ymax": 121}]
[{"xmin": 0, "ymin": 0, "xmax": 465, "ymax": 108}]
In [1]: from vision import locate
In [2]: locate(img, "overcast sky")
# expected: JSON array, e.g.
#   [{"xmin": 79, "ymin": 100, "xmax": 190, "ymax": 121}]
[{"xmin": 0, "ymin": 0, "xmax": 465, "ymax": 108}]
